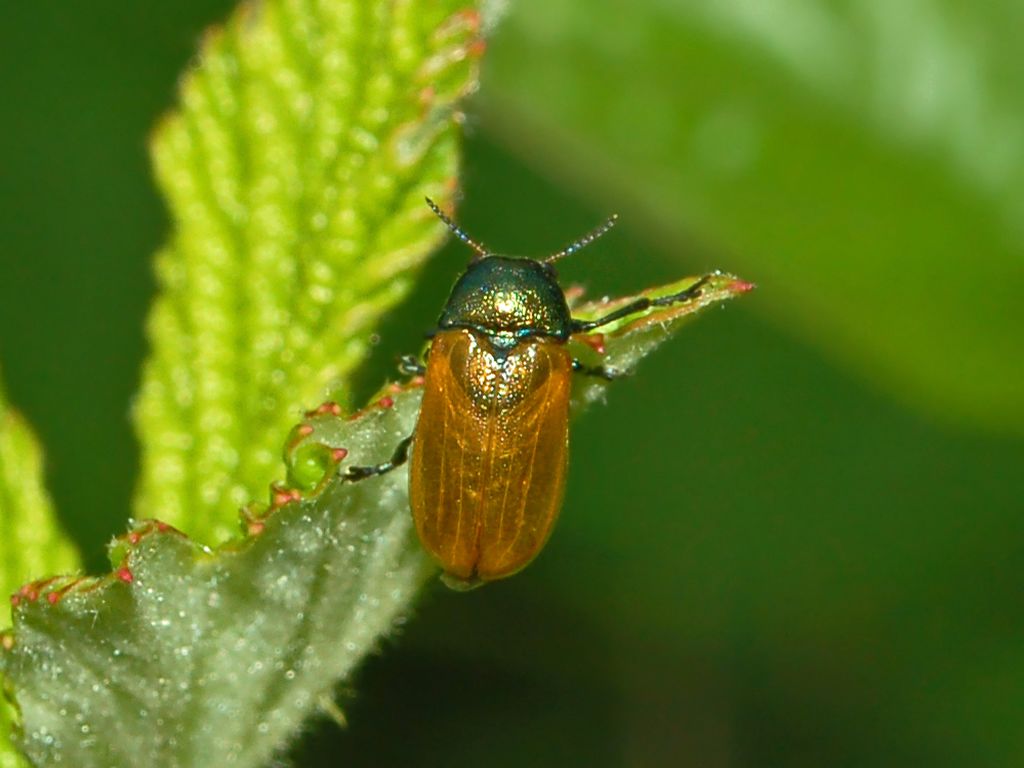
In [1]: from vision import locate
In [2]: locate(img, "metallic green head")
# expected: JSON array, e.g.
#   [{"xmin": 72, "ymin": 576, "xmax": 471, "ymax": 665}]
[
  {"xmin": 424, "ymin": 197, "xmax": 618, "ymax": 347},
  {"xmin": 438, "ymin": 256, "xmax": 573, "ymax": 343}
]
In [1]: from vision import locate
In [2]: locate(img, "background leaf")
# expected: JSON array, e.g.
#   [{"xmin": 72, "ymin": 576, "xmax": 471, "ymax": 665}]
[
  {"xmin": 0, "ymin": 376, "xmax": 80, "ymax": 613},
  {"xmin": 0, "ymin": 371, "xmax": 80, "ymax": 768},
  {"xmin": 1, "ymin": 276, "xmax": 743, "ymax": 768},
  {"xmin": 135, "ymin": 0, "xmax": 483, "ymax": 544},
  {"xmin": 480, "ymin": 0, "xmax": 1024, "ymax": 436}
]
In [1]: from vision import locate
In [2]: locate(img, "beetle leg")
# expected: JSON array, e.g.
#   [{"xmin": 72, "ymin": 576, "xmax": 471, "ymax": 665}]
[
  {"xmin": 343, "ymin": 435, "xmax": 414, "ymax": 482},
  {"xmin": 570, "ymin": 274, "xmax": 714, "ymax": 333},
  {"xmin": 398, "ymin": 355, "xmax": 426, "ymax": 376},
  {"xmin": 571, "ymin": 359, "xmax": 624, "ymax": 381}
]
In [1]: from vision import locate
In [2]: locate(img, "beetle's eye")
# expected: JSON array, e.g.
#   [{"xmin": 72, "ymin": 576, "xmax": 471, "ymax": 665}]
[{"xmin": 540, "ymin": 261, "xmax": 558, "ymax": 278}]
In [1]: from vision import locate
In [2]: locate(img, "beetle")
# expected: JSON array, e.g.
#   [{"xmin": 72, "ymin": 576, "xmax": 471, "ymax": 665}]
[{"xmin": 346, "ymin": 198, "xmax": 711, "ymax": 588}]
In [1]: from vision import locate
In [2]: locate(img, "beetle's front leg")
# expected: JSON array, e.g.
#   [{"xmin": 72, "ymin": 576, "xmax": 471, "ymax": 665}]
[
  {"xmin": 398, "ymin": 355, "xmax": 426, "ymax": 377},
  {"xmin": 571, "ymin": 273, "xmax": 714, "ymax": 333},
  {"xmin": 572, "ymin": 359, "xmax": 625, "ymax": 381},
  {"xmin": 343, "ymin": 435, "xmax": 414, "ymax": 482}
]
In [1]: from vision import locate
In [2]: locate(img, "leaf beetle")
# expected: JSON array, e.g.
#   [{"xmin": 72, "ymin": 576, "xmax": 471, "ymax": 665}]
[{"xmin": 347, "ymin": 199, "xmax": 711, "ymax": 588}]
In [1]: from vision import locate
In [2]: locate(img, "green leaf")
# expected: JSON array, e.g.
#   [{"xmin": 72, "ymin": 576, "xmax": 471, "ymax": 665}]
[
  {"xmin": 0, "ymin": 274, "xmax": 747, "ymax": 768},
  {"xmin": 0, "ymin": 371, "xmax": 80, "ymax": 768},
  {"xmin": 135, "ymin": 0, "xmax": 485, "ymax": 544},
  {"xmin": 567, "ymin": 272, "xmax": 754, "ymax": 409},
  {"xmin": 0, "ymin": 706, "xmax": 22, "ymax": 768},
  {"xmin": 3, "ymin": 391, "xmax": 427, "ymax": 768},
  {"xmin": 0, "ymin": 382, "xmax": 79, "ymax": 606},
  {"xmin": 481, "ymin": 0, "xmax": 1024, "ymax": 435}
]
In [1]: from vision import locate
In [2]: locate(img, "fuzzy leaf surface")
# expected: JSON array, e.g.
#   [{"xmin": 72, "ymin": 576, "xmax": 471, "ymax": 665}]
[
  {"xmin": 136, "ymin": 0, "xmax": 483, "ymax": 544},
  {"xmin": 4, "ymin": 390, "xmax": 426, "ymax": 768},
  {"xmin": 0, "ymin": 273, "xmax": 747, "ymax": 768}
]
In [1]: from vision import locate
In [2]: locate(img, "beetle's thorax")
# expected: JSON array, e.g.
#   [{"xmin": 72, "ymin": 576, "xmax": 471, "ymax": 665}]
[{"xmin": 437, "ymin": 256, "xmax": 573, "ymax": 345}]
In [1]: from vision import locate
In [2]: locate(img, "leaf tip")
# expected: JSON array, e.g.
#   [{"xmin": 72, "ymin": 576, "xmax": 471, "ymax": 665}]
[{"xmin": 726, "ymin": 278, "xmax": 757, "ymax": 294}]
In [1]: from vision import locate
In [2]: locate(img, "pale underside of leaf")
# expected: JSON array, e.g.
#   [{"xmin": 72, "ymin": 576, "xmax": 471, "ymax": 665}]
[
  {"xmin": 1, "ymin": 274, "xmax": 748, "ymax": 768},
  {"xmin": 4, "ymin": 390, "xmax": 428, "ymax": 768}
]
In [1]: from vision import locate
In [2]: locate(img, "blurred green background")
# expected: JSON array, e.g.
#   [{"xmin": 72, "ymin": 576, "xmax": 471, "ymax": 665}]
[{"xmin": 2, "ymin": 1, "xmax": 1022, "ymax": 766}]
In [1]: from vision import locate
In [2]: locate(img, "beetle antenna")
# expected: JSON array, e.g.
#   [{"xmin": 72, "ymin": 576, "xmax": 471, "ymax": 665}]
[
  {"xmin": 425, "ymin": 197, "xmax": 489, "ymax": 259},
  {"xmin": 545, "ymin": 214, "xmax": 619, "ymax": 264}
]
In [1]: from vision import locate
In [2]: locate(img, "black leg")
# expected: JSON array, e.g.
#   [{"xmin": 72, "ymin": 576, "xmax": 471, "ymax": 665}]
[
  {"xmin": 571, "ymin": 274, "xmax": 714, "ymax": 334},
  {"xmin": 398, "ymin": 355, "xmax": 426, "ymax": 376},
  {"xmin": 572, "ymin": 359, "xmax": 625, "ymax": 381},
  {"xmin": 343, "ymin": 435, "xmax": 413, "ymax": 482}
]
